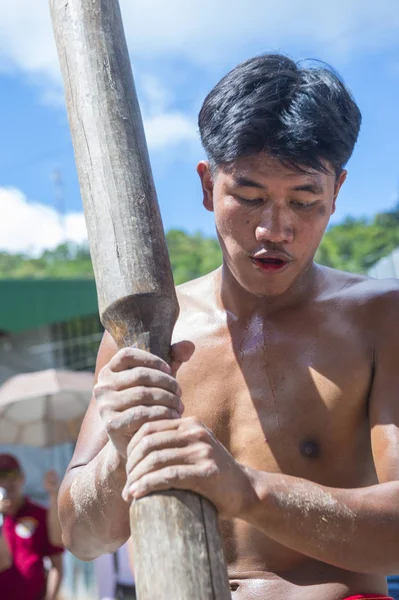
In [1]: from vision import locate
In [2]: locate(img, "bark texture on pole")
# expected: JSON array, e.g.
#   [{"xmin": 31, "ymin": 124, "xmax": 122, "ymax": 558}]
[{"xmin": 50, "ymin": 1, "xmax": 231, "ymax": 598}]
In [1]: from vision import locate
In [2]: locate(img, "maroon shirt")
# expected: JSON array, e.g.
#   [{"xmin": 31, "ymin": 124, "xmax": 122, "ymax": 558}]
[{"xmin": 1, "ymin": 498, "xmax": 63, "ymax": 600}]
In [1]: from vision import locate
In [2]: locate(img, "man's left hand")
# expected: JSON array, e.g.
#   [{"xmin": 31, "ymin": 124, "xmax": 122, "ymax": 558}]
[{"xmin": 122, "ymin": 417, "xmax": 256, "ymax": 519}]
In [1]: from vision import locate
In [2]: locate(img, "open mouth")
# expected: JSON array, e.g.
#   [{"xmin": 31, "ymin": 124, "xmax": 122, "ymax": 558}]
[{"xmin": 252, "ymin": 257, "xmax": 288, "ymax": 271}]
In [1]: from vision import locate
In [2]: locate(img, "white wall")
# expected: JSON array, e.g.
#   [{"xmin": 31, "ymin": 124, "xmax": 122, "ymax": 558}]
[{"xmin": 368, "ymin": 247, "xmax": 399, "ymax": 279}]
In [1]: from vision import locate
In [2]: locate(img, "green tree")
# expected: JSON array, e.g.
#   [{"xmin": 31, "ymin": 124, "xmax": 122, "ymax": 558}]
[
  {"xmin": 166, "ymin": 229, "xmax": 222, "ymax": 284},
  {"xmin": 0, "ymin": 232, "xmax": 222, "ymax": 283},
  {"xmin": 316, "ymin": 205, "xmax": 399, "ymax": 273},
  {"xmin": 1, "ymin": 206, "xmax": 398, "ymax": 281}
]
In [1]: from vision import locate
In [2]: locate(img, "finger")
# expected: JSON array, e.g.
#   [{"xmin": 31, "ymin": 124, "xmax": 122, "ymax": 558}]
[
  {"xmin": 99, "ymin": 366, "xmax": 181, "ymax": 396},
  {"xmin": 98, "ymin": 387, "xmax": 183, "ymax": 415},
  {"xmin": 125, "ymin": 446, "xmax": 200, "ymax": 492},
  {"xmin": 108, "ymin": 347, "xmax": 171, "ymax": 375},
  {"xmin": 170, "ymin": 340, "xmax": 195, "ymax": 376},
  {"xmin": 126, "ymin": 428, "xmax": 189, "ymax": 473},
  {"xmin": 124, "ymin": 464, "xmax": 205, "ymax": 501},
  {"xmin": 127, "ymin": 418, "xmax": 185, "ymax": 454},
  {"xmin": 107, "ymin": 406, "xmax": 181, "ymax": 437},
  {"xmin": 128, "ymin": 416, "xmax": 207, "ymax": 454}
]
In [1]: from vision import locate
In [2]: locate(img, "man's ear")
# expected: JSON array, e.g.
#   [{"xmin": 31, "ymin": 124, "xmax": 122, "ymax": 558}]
[
  {"xmin": 197, "ymin": 161, "xmax": 214, "ymax": 212},
  {"xmin": 331, "ymin": 169, "xmax": 347, "ymax": 215}
]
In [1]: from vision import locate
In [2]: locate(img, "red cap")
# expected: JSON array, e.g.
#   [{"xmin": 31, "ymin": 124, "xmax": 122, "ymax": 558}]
[{"xmin": 0, "ymin": 454, "xmax": 21, "ymax": 472}]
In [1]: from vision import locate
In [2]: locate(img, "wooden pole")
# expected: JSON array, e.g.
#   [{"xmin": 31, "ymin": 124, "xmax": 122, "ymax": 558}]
[{"xmin": 49, "ymin": 1, "xmax": 231, "ymax": 598}]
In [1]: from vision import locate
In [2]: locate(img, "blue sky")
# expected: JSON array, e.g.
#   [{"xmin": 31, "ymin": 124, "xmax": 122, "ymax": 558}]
[{"xmin": 0, "ymin": 0, "xmax": 398, "ymax": 253}]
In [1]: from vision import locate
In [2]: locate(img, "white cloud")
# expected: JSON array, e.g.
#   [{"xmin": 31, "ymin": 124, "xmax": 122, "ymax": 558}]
[
  {"xmin": 0, "ymin": 188, "xmax": 87, "ymax": 254},
  {"xmin": 0, "ymin": 1, "xmax": 59, "ymax": 81},
  {"xmin": 120, "ymin": 0, "xmax": 399, "ymax": 64},
  {"xmin": 144, "ymin": 112, "xmax": 198, "ymax": 151},
  {"xmin": 137, "ymin": 74, "xmax": 198, "ymax": 150},
  {"xmin": 0, "ymin": 0, "xmax": 397, "ymax": 153},
  {"xmin": 0, "ymin": 0, "xmax": 398, "ymax": 84},
  {"xmin": 139, "ymin": 74, "xmax": 173, "ymax": 117}
]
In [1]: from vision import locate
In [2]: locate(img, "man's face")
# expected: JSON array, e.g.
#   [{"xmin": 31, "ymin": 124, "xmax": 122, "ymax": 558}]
[
  {"xmin": 198, "ymin": 153, "xmax": 346, "ymax": 298},
  {"xmin": 0, "ymin": 470, "xmax": 24, "ymax": 514}
]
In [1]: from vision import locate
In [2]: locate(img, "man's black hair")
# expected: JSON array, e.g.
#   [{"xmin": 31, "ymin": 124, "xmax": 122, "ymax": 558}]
[{"xmin": 198, "ymin": 54, "xmax": 361, "ymax": 175}]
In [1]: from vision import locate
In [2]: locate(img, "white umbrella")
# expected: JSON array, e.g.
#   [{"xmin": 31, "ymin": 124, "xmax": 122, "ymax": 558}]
[{"xmin": 0, "ymin": 369, "xmax": 94, "ymax": 447}]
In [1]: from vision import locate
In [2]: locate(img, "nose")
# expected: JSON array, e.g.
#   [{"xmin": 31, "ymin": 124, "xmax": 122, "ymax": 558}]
[{"xmin": 255, "ymin": 205, "xmax": 294, "ymax": 244}]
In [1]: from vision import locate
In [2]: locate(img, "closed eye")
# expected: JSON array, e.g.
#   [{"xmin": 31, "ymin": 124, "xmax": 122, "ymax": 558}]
[
  {"xmin": 236, "ymin": 196, "xmax": 263, "ymax": 205},
  {"xmin": 291, "ymin": 200, "xmax": 319, "ymax": 210}
]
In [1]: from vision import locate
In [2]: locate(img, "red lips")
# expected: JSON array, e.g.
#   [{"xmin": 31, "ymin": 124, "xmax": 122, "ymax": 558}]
[{"xmin": 252, "ymin": 257, "xmax": 288, "ymax": 272}]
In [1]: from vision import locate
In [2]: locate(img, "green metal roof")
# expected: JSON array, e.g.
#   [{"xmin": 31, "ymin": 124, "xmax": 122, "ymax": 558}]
[{"xmin": 0, "ymin": 279, "xmax": 98, "ymax": 333}]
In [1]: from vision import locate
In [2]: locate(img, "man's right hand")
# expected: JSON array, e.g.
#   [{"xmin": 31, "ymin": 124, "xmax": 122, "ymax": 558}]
[{"xmin": 93, "ymin": 342, "xmax": 194, "ymax": 459}]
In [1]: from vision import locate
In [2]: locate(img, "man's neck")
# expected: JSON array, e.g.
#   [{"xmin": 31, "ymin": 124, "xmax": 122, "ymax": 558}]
[{"xmin": 217, "ymin": 261, "xmax": 320, "ymax": 320}]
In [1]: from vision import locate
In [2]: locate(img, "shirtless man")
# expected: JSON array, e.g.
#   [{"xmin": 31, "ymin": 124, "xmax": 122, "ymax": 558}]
[{"xmin": 58, "ymin": 54, "xmax": 399, "ymax": 599}]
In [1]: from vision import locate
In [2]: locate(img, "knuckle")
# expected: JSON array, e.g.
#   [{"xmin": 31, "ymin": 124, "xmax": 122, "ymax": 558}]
[
  {"xmin": 149, "ymin": 450, "xmax": 160, "ymax": 468},
  {"xmin": 140, "ymin": 436, "xmax": 152, "ymax": 454},
  {"xmin": 110, "ymin": 407, "xmax": 148, "ymax": 435},
  {"xmin": 202, "ymin": 459, "xmax": 218, "ymax": 477},
  {"xmin": 130, "ymin": 406, "xmax": 147, "ymax": 424},
  {"xmin": 97, "ymin": 364, "xmax": 109, "ymax": 383},
  {"xmin": 132, "ymin": 367, "xmax": 151, "ymax": 384},
  {"xmin": 183, "ymin": 419, "xmax": 207, "ymax": 440},
  {"xmin": 141, "ymin": 406, "xmax": 178, "ymax": 424},
  {"xmin": 157, "ymin": 406, "xmax": 175, "ymax": 419},
  {"xmin": 186, "ymin": 416, "xmax": 201, "ymax": 427},
  {"xmin": 154, "ymin": 357, "xmax": 168, "ymax": 372},
  {"xmin": 93, "ymin": 382, "xmax": 112, "ymax": 399},
  {"xmin": 193, "ymin": 427, "xmax": 208, "ymax": 441},
  {"xmin": 104, "ymin": 415, "xmax": 119, "ymax": 434},
  {"xmin": 165, "ymin": 466, "xmax": 179, "ymax": 482},
  {"xmin": 118, "ymin": 347, "xmax": 134, "ymax": 362},
  {"xmin": 168, "ymin": 407, "xmax": 181, "ymax": 420},
  {"xmin": 165, "ymin": 394, "xmax": 179, "ymax": 411},
  {"xmin": 132, "ymin": 386, "xmax": 151, "ymax": 403},
  {"xmin": 198, "ymin": 443, "xmax": 213, "ymax": 459},
  {"xmin": 141, "ymin": 421, "xmax": 154, "ymax": 436},
  {"xmin": 170, "ymin": 377, "xmax": 180, "ymax": 394}
]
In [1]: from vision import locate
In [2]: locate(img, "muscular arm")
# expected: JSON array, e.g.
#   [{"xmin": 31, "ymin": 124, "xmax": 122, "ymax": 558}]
[
  {"xmin": 58, "ymin": 331, "xmax": 187, "ymax": 561},
  {"xmin": 58, "ymin": 332, "xmax": 130, "ymax": 560},
  {"xmin": 243, "ymin": 285, "xmax": 399, "ymax": 575}
]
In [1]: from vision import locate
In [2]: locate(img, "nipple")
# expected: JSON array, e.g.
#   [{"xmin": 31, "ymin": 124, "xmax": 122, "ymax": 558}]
[{"xmin": 300, "ymin": 439, "xmax": 320, "ymax": 459}]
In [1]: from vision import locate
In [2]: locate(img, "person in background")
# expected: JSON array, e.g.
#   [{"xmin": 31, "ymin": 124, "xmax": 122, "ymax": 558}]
[{"xmin": 0, "ymin": 454, "xmax": 64, "ymax": 600}]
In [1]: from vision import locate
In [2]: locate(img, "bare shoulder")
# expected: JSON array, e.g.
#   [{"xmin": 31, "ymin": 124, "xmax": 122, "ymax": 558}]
[
  {"xmin": 318, "ymin": 264, "xmax": 399, "ymax": 303},
  {"xmin": 175, "ymin": 269, "xmax": 220, "ymax": 315},
  {"xmin": 172, "ymin": 269, "xmax": 221, "ymax": 343},
  {"xmin": 176, "ymin": 269, "xmax": 220, "ymax": 308},
  {"xmin": 317, "ymin": 264, "xmax": 399, "ymax": 334}
]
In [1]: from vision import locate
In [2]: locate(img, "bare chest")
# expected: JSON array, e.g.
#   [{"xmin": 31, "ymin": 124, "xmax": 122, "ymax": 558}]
[{"xmin": 177, "ymin": 315, "xmax": 375, "ymax": 487}]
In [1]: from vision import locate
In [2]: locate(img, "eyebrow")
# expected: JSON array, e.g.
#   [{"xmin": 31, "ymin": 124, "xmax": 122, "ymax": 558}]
[
  {"xmin": 232, "ymin": 176, "xmax": 265, "ymax": 190},
  {"xmin": 290, "ymin": 183, "xmax": 325, "ymax": 195},
  {"xmin": 232, "ymin": 176, "xmax": 324, "ymax": 195}
]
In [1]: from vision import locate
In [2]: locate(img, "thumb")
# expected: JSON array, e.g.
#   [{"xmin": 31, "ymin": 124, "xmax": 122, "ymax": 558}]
[{"xmin": 170, "ymin": 340, "xmax": 195, "ymax": 377}]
